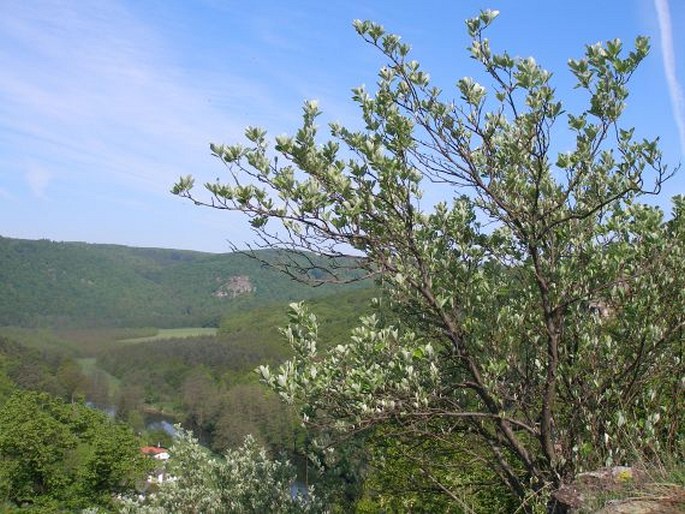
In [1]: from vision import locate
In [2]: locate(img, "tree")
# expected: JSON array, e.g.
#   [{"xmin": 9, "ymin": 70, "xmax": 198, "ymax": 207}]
[
  {"xmin": 174, "ymin": 10, "xmax": 684, "ymax": 511},
  {"xmin": 212, "ymin": 383, "xmax": 296, "ymax": 453},
  {"xmin": 182, "ymin": 367, "xmax": 221, "ymax": 439},
  {"xmin": 56, "ymin": 359, "xmax": 88, "ymax": 402},
  {"xmin": 120, "ymin": 428, "xmax": 324, "ymax": 514},
  {"xmin": 0, "ymin": 389, "xmax": 146, "ymax": 511}
]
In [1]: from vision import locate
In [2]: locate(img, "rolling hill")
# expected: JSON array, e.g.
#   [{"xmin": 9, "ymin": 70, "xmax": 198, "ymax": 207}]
[{"xmin": 0, "ymin": 236, "xmax": 368, "ymax": 328}]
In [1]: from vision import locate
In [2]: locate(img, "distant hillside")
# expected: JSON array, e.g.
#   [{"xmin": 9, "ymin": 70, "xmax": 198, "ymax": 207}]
[{"xmin": 0, "ymin": 236, "xmax": 368, "ymax": 328}]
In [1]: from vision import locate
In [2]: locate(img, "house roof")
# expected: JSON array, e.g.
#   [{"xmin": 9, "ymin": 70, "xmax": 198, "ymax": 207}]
[{"xmin": 141, "ymin": 446, "xmax": 169, "ymax": 456}]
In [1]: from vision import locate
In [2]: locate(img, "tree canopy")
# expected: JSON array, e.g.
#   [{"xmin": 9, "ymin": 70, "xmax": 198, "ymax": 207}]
[
  {"xmin": 174, "ymin": 10, "xmax": 684, "ymax": 511},
  {"xmin": 0, "ymin": 389, "xmax": 146, "ymax": 511}
]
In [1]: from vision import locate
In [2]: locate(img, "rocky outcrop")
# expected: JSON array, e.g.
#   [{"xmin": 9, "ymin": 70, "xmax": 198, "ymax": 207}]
[
  {"xmin": 550, "ymin": 466, "xmax": 684, "ymax": 513},
  {"xmin": 212, "ymin": 275, "xmax": 254, "ymax": 299}
]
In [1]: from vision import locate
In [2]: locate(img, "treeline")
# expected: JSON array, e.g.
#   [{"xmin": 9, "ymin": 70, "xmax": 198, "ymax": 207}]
[
  {"xmin": 98, "ymin": 334, "xmax": 285, "ymax": 381},
  {"xmin": 0, "ymin": 335, "xmax": 93, "ymax": 403}
]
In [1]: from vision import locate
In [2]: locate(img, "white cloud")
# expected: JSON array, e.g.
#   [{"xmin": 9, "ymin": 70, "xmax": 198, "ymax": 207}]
[
  {"xmin": 25, "ymin": 163, "xmax": 52, "ymax": 198},
  {"xmin": 653, "ymin": 0, "xmax": 685, "ymax": 157}
]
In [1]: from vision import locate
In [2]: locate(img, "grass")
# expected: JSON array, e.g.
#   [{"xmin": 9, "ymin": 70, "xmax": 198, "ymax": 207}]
[
  {"xmin": 0, "ymin": 325, "xmax": 218, "ymax": 359},
  {"xmin": 118, "ymin": 327, "xmax": 218, "ymax": 343}
]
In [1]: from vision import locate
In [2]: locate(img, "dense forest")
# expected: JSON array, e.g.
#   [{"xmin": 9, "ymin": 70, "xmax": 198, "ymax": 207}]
[
  {"xmin": 98, "ymin": 287, "xmax": 377, "ymax": 451},
  {"xmin": 0, "ymin": 236, "xmax": 367, "ymax": 328}
]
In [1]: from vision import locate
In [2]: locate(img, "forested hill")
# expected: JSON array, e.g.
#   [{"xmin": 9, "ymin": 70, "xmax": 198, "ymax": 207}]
[{"xmin": 0, "ymin": 236, "xmax": 367, "ymax": 328}]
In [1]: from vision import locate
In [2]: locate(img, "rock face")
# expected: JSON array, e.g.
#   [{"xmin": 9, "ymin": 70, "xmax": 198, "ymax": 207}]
[
  {"xmin": 213, "ymin": 275, "xmax": 254, "ymax": 299},
  {"xmin": 596, "ymin": 499, "xmax": 683, "ymax": 513},
  {"xmin": 550, "ymin": 466, "xmax": 684, "ymax": 513}
]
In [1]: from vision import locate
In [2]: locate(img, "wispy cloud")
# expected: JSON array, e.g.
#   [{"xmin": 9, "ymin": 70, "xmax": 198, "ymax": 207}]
[
  {"xmin": 25, "ymin": 163, "xmax": 52, "ymax": 198},
  {"xmin": 0, "ymin": 0, "xmax": 279, "ymax": 198},
  {"xmin": 653, "ymin": 0, "xmax": 685, "ymax": 157},
  {"xmin": 0, "ymin": 0, "xmax": 365, "ymax": 251}
]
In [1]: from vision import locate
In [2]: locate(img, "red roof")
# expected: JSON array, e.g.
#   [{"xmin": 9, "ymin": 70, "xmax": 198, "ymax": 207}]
[{"xmin": 141, "ymin": 446, "xmax": 169, "ymax": 456}]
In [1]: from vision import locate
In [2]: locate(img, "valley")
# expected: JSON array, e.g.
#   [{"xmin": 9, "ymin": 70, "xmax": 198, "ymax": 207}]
[{"xmin": 0, "ymin": 236, "xmax": 374, "ymax": 483}]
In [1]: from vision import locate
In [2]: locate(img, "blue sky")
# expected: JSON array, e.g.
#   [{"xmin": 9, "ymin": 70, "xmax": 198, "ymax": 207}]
[{"xmin": 1, "ymin": 0, "xmax": 684, "ymax": 253}]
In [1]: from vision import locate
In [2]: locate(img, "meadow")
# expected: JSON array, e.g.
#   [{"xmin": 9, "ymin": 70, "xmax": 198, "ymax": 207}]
[{"xmin": 118, "ymin": 327, "xmax": 218, "ymax": 343}]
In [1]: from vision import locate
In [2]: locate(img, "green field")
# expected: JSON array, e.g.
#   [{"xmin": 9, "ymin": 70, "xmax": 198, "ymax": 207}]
[{"xmin": 118, "ymin": 327, "xmax": 218, "ymax": 343}]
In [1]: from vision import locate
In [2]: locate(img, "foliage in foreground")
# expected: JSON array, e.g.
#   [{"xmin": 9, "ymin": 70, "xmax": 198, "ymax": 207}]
[
  {"xmin": 120, "ymin": 428, "xmax": 326, "ymax": 514},
  {"xmin": 356, "ymin": 426, "xmax": 518, "ymax": 513},
  {"xmin": 0, "ymin": 389, "xmax": 146, "ymax": 512},
  {"xmin": 176, "ymin": 8, "xmax": 684, "ymax": 511}
]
